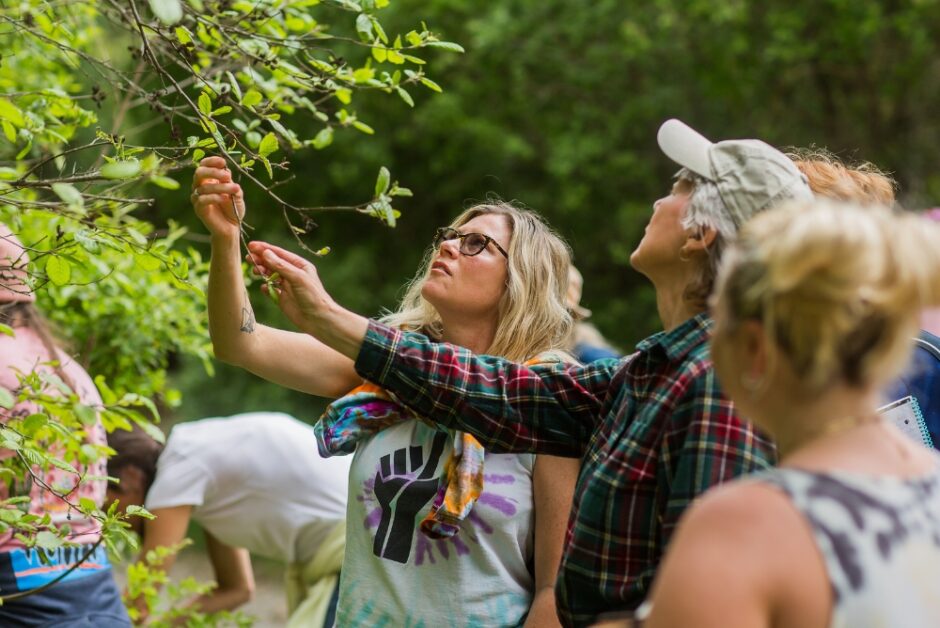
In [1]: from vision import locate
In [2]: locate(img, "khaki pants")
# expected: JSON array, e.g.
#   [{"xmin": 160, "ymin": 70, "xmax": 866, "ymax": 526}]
[{"xmin": 284, "ymin": 520, "xmax": 345, "ymax": 628}]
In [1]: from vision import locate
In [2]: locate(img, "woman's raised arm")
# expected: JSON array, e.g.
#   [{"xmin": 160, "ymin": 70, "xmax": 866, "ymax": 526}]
[{"xmin": 191, "ymin": 156, "xmax": 360, "ymax": 398}]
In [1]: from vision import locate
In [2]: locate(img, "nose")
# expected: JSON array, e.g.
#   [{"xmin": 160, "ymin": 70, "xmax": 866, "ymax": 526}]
[{"xmin": 439, "ymin": 237, "xmax": 460, "ymax": 258}]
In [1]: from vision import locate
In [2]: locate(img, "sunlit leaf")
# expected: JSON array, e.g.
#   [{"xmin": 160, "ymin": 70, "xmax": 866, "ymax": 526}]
[
  {"xmin": 258, "ymin": 132, "xmax": 278, "ymax": 157},
  {"xmin": 147, "ymin": 0, "xmax": 183, "ymax": 25},
  {"xmin": 45, "ymin": 256, "xmax": 71, "ymax": 286},
  {"xmin": 100, "ymin": 159, "xmax": 142, "ymax": 179}
]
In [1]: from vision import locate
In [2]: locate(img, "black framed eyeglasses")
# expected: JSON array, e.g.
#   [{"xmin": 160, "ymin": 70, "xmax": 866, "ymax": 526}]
[{"xmin": 433, "ymin": 227, "xmax": 509, "ymax": 258}]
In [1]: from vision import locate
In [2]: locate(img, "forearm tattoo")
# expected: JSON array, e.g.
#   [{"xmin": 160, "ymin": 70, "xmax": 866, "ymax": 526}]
[{"xmin": 239, "ymin": 291, "xmax": 256, "ymax": 333}]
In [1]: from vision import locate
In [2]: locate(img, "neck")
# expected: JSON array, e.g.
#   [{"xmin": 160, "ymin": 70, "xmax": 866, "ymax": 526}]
[
  {"xmin": 762, "ymin": 385, "xmax": 882, "ymax": 458},
  {"xmin": 439, "ymin": 312, "xmax": 498, "ymax": 354},
  {"xmin": 653, "ymin": 279, "xmax": 702, "ymax": 331}
]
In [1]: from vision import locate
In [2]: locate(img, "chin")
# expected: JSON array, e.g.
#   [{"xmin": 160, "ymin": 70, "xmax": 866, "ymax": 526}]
[
  {"xmin": 629, "ymin": 247, "xmax": 646, "ymax": 273},
  {"xmin": 421, "ymin": 281, "xmax": 446, "ymax": 308}
]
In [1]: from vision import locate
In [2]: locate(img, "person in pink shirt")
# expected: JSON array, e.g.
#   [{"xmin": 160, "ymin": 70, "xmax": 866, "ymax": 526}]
[{"xmin": 0, "ymin": 224, "xmax": 130, "ymax": 626}]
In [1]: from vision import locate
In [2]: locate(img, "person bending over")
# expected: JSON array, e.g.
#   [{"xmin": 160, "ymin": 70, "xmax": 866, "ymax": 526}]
[{"xmin": 107, "ymin": 412, "xmax": 350, "ymax": 627}]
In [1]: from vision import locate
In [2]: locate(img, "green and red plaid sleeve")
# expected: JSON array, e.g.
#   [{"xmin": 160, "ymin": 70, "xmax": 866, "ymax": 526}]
[{"xmin": 355, "ymin": 319, "xmax": 620, "ymax": 457}]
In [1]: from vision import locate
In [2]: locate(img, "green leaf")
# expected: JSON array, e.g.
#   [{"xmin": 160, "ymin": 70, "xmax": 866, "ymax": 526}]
[
  {"xmin": 130, "ymin": 415, "xmax": 166, "ymax": 445},
  {"xmin": 0, "ymin": 388, "xmax": 14, "ymax": 409},
  {"xmin": 35, "ymin": 530, "xmax": 63, "ymax": 550},
  {"xmin": 0, "ymin": 323, "xmax": 13, "ymax": 337},
  {"xmin": 225, "ymin": 71, "xmax": 242, "ymax": 102},
  {"xmin": 241, "ymin": 89, "xmax": 263, "ymax": 108},
  {"xmin": 1, "ymin": 120, "xmax": 15, "ymax": 143},
  {"xmin": 258, "ymin": 132, "xmax": 278, "ymax": 157},
  {"xmin": 259, "ymin": 155, "xmax": 273, "ymax": 179},
  {"xmin": 148, "ymin": 0, "xmax": 183, "ymax": 25},
  {"xmin": 390, "ymin": 185, "xmax": 413, "ymax": 197},
  {"xmin": 352, "ymin": 120, "xmax": 374, "ymax": 135},
  {"xmin": 22, "ymin": 413, "xmax": 47, "ymax": 433},
  {"xmin": 79, "ymin": 497, "xmax": 97, "ymax": 513},
  {"xmin": 51, "ymin": 183, "xmax": 85, "ymax": 211},
  {"xmin": 335, "ymin": 88, "xmax": 352, "ymax": 105},
  {"xmin": 126, "ymin": 505, "xmax": 156, "ymax": 520},
  {"xmin": 100, "ymin": 159, "xmax": 142, "ymax": 179},
  {"xmin": 405, "ymin": 30, "xmax": 423, "ymax": 47},
  {"xmin": 94, "ymin": 375, "xmax": 117, "ymax": 405},
  {"xmin": 372, "ymin": 46, "xmax": 387, "ymax": 63},
  {"xmin": 197, "ymin": 91, "xmax": 212, "ymax": 116},
  {"xmin": 74, "ymin": 404, "xmax": 98, "ymax": 426},
  {"xmin": 135, "ymin": 252, "xmax": 163, "ymax": 271},
  {"xmin": 420, "ymin": 77, "xmax": 442, "ymax": 93},
  {"xmin": 174, "ymin": 26, "xmax": 192, "ymax": 45},
  {"xmin": 396, "ymin": 87, "xmax": 414, "ymax": 107},
  {"xmin": 425, "ymin": 41, "xmax": 465, "ymax": 53},
  {"xmin": 149, "ymin": 175, "xmax": 180, "ymax": 190},
  {"xmin": 375, "ymin": 166, "xmax": 391, "ymax": 196},
  {"xmin": 312, "ymin": 126, "xmax": 333, "ymax": 150},
  {"xmin": 45, "ymin": 256, "xmax": 71, "ymax": 286},
  {"xmin": 355, "ymin": 13, "xmax": 373, "ymax": 39},
  {"xmin": 0, "ymin": 98, "xmax": 26, "ymax": 127}
]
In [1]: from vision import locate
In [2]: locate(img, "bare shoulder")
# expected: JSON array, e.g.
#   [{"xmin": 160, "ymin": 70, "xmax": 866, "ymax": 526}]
[
  {"xmin": 646, "ymin": 478, "xmax": 830, "ymax": 628},
  {"xmin": 667, "ymin": 480, "xmax": 802, "ymax": 570}
]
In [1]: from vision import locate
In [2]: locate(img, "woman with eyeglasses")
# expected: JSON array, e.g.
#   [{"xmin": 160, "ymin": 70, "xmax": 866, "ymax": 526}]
[{"xmin": 190, "ymin": 156, "xmax": 579, "ymax": 627}]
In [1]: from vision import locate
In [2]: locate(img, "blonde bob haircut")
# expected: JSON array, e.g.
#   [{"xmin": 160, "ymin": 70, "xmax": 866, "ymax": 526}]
[
  {"xmin": 715, "ymin": 200, "xmax": 940, "ymax": 394},
  {"xmin": 383, "ymin": 201, "xmax": 574, "ymax": 362}
]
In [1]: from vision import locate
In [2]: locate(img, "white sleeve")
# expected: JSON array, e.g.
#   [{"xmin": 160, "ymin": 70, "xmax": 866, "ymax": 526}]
[{"xmin": 144, "ymin": 442, "xmax": 210, "ymax": 510}]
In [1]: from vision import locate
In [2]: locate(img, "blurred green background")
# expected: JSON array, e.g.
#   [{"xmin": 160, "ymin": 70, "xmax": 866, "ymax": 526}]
[{"xmin": 142, "ymin": 0, "xmax": 940, "ymax": 424}]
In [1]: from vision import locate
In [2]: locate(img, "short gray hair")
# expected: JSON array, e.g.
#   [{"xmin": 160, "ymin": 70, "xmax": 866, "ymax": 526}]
[{"xmin": 675, "ymin": 168, "xmax": 734, "ymax": 308}]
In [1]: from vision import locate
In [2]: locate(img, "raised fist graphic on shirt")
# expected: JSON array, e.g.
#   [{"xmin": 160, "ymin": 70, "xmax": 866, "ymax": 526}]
[{"xmin": 372, "ymin": 432, "xmax": 447, "ymax": 563}]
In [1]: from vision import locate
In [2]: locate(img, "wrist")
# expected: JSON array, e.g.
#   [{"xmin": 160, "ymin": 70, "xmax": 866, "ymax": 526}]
[{"xmin": 210, "ymin": 232, "xmax": 240, "ymax": 250}]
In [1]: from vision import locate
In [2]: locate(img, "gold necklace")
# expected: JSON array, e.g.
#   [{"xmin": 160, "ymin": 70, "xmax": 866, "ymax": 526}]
[{"xmin": 776, "ymin": 412, "xmax": 882, "ymax": 457}]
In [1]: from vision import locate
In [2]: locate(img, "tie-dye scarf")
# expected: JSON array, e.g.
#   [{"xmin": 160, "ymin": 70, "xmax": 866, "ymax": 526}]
[
  {"xmin": 315, "ymin": 381, "xmax": 482, "ymax": 539},
  {"xmin": 315, "ymin": 354, "xmax": 564, "ymax": 539}
]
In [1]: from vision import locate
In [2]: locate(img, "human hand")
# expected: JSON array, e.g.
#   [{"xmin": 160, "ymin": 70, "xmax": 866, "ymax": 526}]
[
  {"xmin": 246, "ymin": 240, "xmax": 335, "ymax": 333},
  {"xmin": 191, "ymin": 156, "xmax": 246, "ymax": 240}
]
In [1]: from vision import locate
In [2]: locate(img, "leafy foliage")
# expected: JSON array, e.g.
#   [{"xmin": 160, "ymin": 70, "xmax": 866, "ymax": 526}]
[
  {"xmin": 0, "ymin": 0, "xmax": 456, "ymax": 614},
  {"xmin": 125, "ymin": 539, "xmax": 253, "ymax": 626}
]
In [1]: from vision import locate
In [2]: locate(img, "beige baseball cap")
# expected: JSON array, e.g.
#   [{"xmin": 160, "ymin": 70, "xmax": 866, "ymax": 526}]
[
  {"xmin": 657, "ymin": 119, "xmax": 813, "ymax": 228},
  {"xmin": 0, "ymin": 223, "xmax": 35, "ymax": 303}
]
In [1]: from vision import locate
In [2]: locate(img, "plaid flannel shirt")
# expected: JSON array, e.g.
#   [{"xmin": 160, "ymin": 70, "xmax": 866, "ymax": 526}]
[{"xmin": 355, "ymin": 312, "xmax": 776, "ymax": 626}]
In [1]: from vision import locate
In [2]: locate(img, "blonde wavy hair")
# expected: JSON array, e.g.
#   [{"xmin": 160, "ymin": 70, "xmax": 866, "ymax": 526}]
[
  {"xmin": 788, "ymin": 148, "xmax": 896, "ymax": 205},
  {"xmin": 715, "ymin": 200, "xmax": 940, "ymax": 394},
  {"xmin": 383, "ymin": 202, "xmax": 574, "ymax": 362}
]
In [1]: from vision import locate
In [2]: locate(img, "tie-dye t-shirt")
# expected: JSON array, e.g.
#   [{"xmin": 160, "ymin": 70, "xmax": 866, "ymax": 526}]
[
  {"xmin": 338, "ymin": 420, "xmax": 536, "ymax": 627},
  {"xmin": 760, "ymin": 465, "xmax": 940, "ymax": 628}
]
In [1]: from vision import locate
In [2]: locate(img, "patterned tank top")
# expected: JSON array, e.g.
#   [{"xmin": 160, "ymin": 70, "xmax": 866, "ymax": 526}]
[{"xmin": 759, "ymin": 465, "xmax": 940, "ymax": 628}]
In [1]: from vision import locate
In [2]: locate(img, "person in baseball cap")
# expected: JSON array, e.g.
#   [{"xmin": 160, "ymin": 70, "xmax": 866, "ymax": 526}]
[{"xmin": 204, "ymin": 119, "xmax": 813, "ymax": 625}]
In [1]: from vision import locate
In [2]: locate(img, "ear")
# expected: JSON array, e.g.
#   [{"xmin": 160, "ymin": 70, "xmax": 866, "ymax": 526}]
[
  {"xmin": 738, "ymin": 319, "xmax": 769, "ymax": 383},
  {"xmin": 680, "ymin": 226, "xmax": 719, "ymax": 259}
]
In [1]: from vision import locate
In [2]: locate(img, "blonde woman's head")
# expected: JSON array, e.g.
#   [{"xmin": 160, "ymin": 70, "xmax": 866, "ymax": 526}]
[
  {"xmin": 789, "ymin": 148, "xmax": 896, "ymax": 205},
  {"xmin": 384, "ymin": 201, "xmax": 574, "ymax": 362},
  {"xmin": 712, "ymin": 200, "xmax": 940, "ymax": 399}
]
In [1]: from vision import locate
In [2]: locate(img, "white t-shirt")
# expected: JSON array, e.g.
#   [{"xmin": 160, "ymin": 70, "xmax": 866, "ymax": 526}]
[
  {"xmin": 146, "ymin": 412, "xmax": 350, "ymax": 563},
  {"xmin": 337, "ymin": 420, "xmax": 536, "ymax": 627}
]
